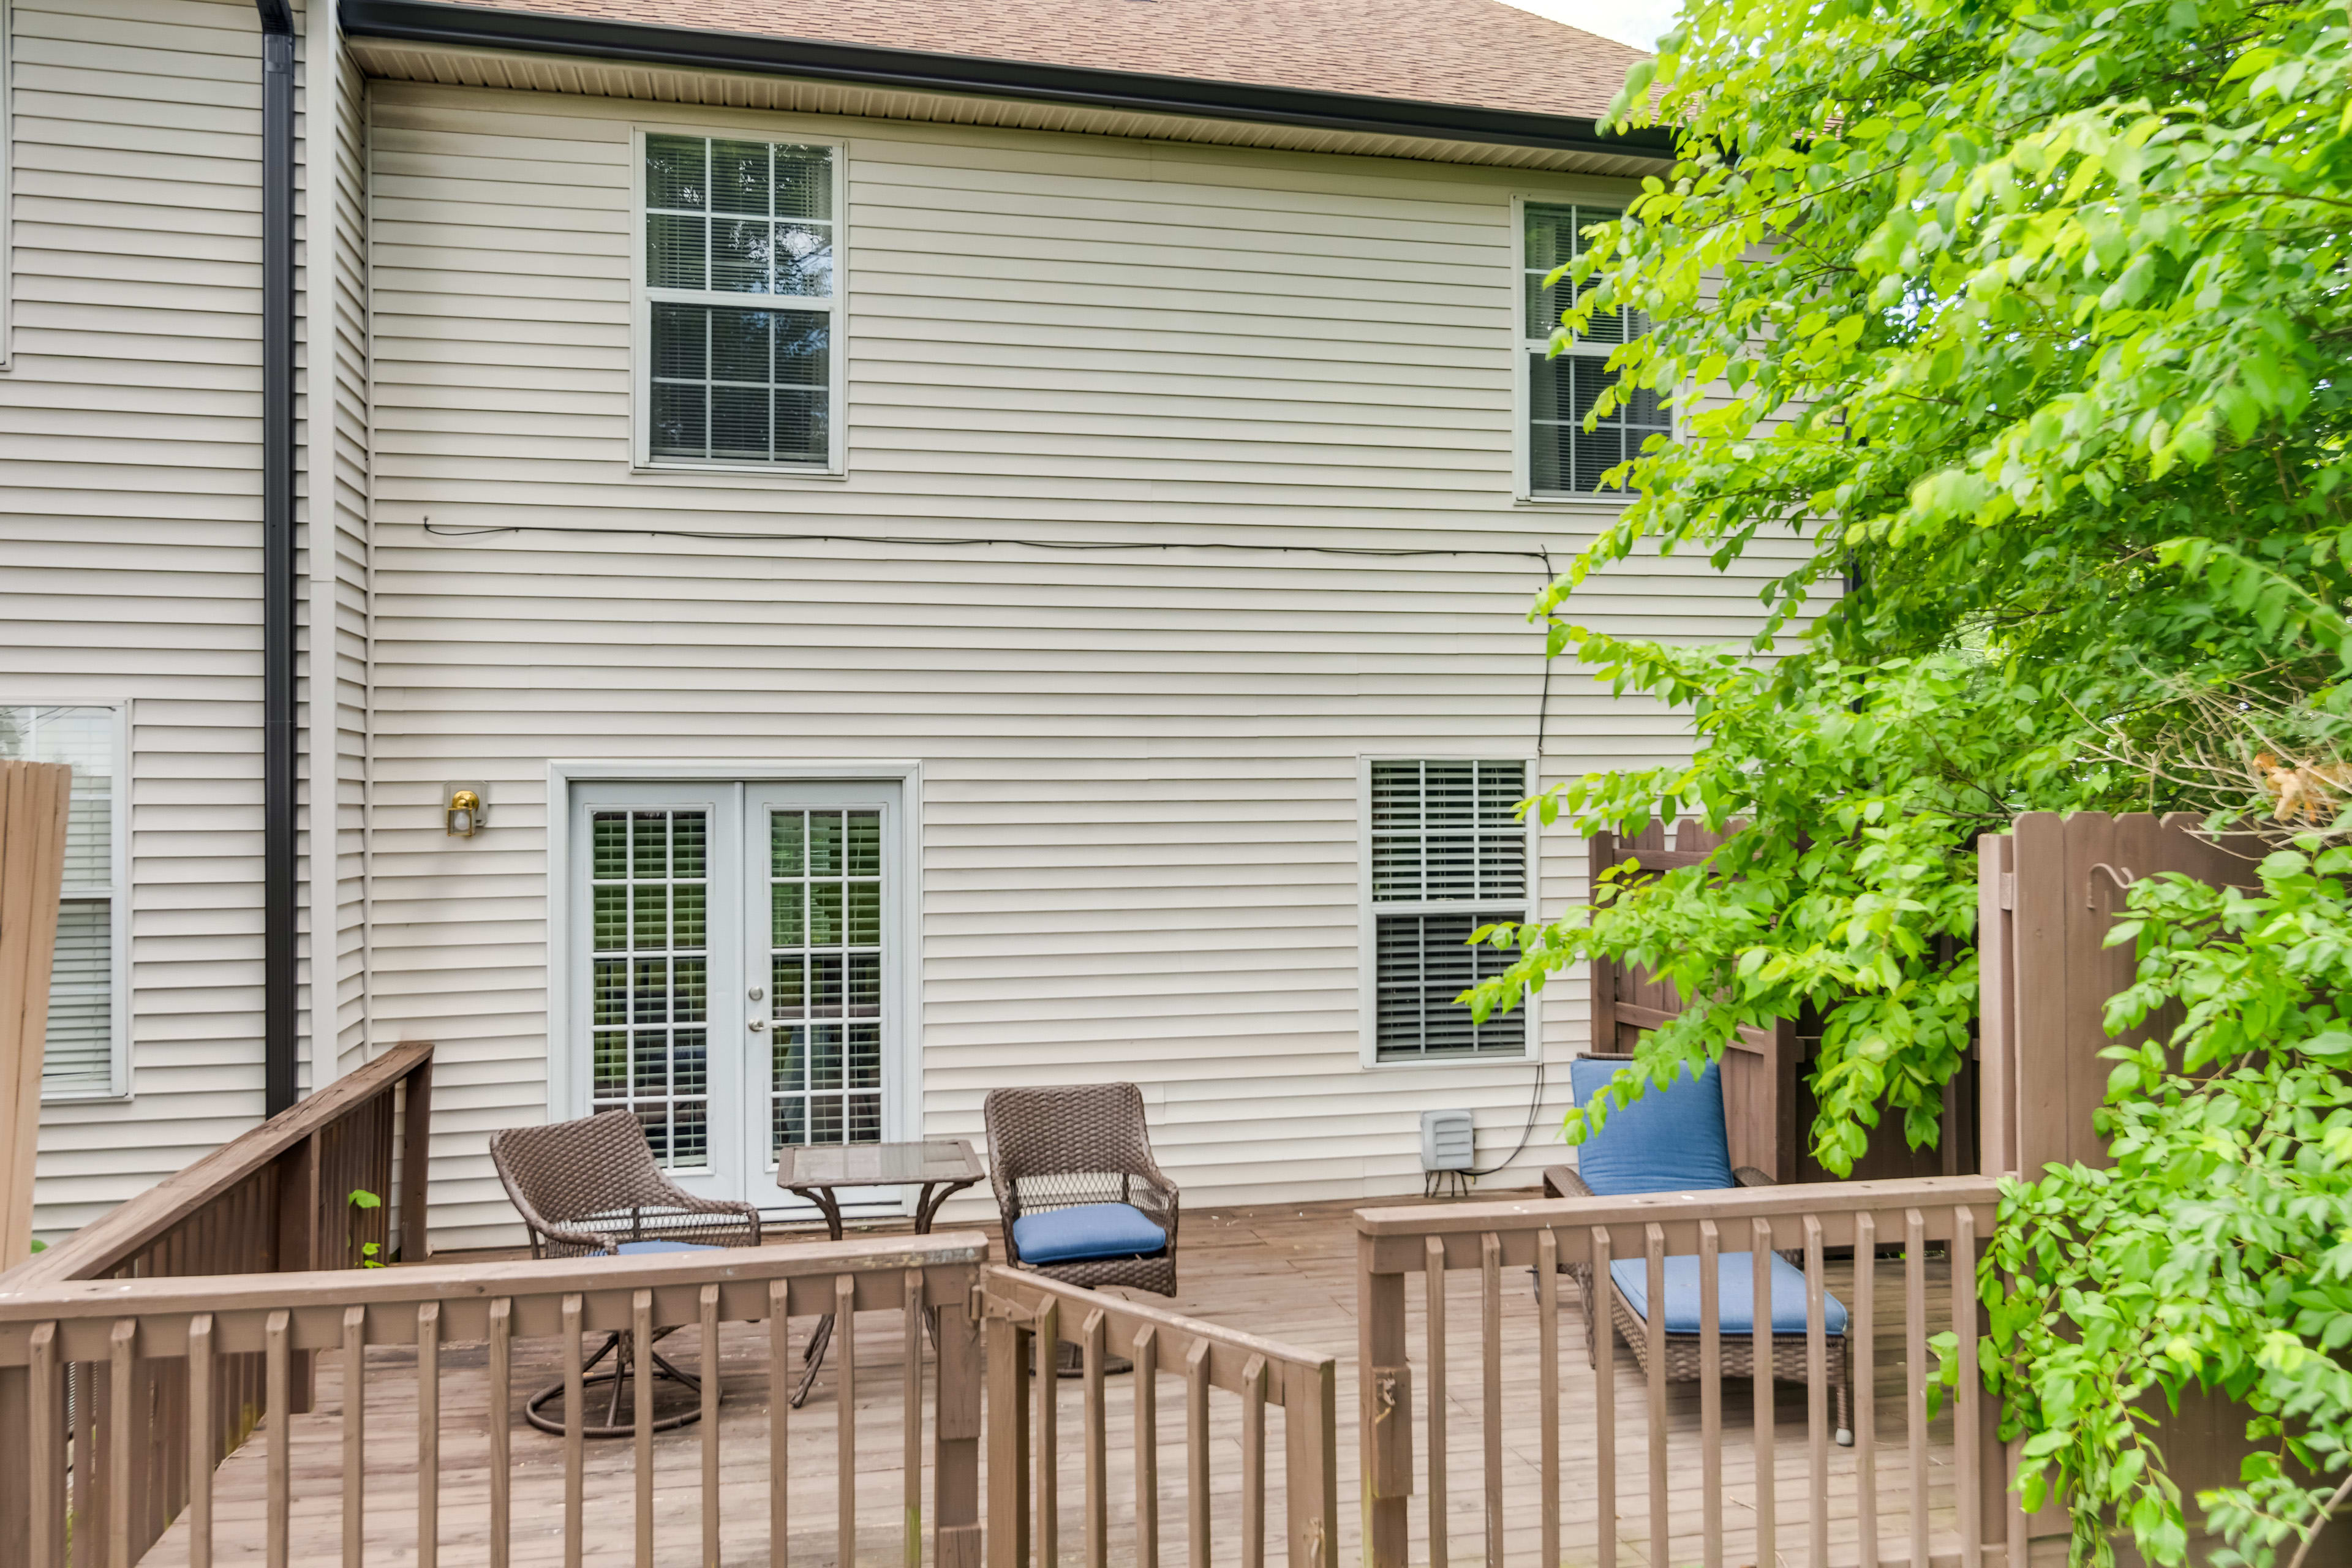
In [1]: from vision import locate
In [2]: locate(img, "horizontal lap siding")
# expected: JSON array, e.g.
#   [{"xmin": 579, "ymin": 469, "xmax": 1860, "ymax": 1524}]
[
  {"xmin": 368, "ymin": 82, "xmax": 1807, "ymax": 1247},
  {"xmin": 6, "ymin": 0, "xmax": 277, "ymax": 1237},
  {"xmin": 329, "ymin": 45, "xmax": 372, "ymax": 1080}
]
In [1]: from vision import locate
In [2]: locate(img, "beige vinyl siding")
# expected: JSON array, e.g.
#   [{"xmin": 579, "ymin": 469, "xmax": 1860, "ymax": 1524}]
[
  {"xmin": 363, "ymin": 80, "xmax": 1815, "ymax": 1248},
  {"xmin": 2, "ymin": 0, "xmax": 284, "ymax": 1237},
  {"xmin": 323, "ymin": 38, "xmax": 374, "ymax": 1082}
]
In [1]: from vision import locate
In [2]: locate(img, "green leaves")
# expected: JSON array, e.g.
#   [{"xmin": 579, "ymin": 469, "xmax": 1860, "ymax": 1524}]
[
  {"xmin": 1989, "ymin": 859, "xmax": 2352, "ymax": 1567},
  {"xmin": 1474, "ymin": 0, "xmax": 2352, "ymax": 1556},
  {"xmin": 1469, "ymin": 642, "xmax": 2063, "ymax": 1174}
]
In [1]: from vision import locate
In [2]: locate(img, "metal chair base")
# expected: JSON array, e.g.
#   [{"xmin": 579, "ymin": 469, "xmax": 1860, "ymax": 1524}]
[{"xmin": 524, "ymin": 1329, "xmax": 709, "ymax": 1438}]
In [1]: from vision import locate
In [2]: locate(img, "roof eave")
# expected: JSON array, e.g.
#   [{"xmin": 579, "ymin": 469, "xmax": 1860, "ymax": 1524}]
[{"xmin": 338, "ymin": 0, "xmax": 1678, "ymax": 160}]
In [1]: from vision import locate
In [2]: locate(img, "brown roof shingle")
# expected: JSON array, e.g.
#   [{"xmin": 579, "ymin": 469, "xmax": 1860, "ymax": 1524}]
[{"xmin": 443, "ymin": 0, "xmax": 1649, "ymax": 121}]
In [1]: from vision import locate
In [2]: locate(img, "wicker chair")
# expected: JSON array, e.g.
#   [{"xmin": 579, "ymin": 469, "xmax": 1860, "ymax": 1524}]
[
  {"xmin": 489, "ymin": 1110, "xmax": 762, "ymax": 1435},
  {"xmin": 1547, "ymin": 1054, "xmax": 1855, "ymax": 1444},
  {"xmin": 984, "ymin": 1084, "xmax": 1179, "ymax": 1373}
]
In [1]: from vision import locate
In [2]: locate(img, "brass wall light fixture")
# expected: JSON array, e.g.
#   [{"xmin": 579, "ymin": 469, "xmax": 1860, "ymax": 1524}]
[{"xmin": 445, "ymin": 783, "xmax": 488, "ymax": 838}]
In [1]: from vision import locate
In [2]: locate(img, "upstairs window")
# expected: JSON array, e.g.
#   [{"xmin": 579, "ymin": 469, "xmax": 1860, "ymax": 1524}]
[
  {"xmin": 1, "ymin": 704, "xmax": 127, "ymax": 1098},
  {"xmin": 639, "ymin": 133, "xmax": 842, "ymax": 471},
  {"xmin": 1366, "ymin": 760, "xmax": 1530, "ymax": 1062},
  {"xmin": 1521, "ymin": 202, "xmax": 1670, "ymax": 496}
]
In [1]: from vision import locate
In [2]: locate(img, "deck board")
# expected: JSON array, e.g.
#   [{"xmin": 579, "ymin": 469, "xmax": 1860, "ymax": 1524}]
[{"xmin": 137, "ymin": 1194, "xmax": 1962, "ymax": 1568}]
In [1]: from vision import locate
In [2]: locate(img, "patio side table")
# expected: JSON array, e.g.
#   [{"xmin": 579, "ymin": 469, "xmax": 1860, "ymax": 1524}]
[{"xmin": 777, "ymin": 1138, "xmax": 986, "ymax": 1408}]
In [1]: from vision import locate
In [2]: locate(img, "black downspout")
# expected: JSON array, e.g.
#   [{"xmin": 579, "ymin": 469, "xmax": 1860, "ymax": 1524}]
[{"xmin": 258, "ymin": 0, "xmax": 298, "ymax": 1117}]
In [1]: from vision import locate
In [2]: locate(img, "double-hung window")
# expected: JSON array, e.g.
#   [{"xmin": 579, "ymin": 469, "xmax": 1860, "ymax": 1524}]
[
  {"xmin": 1, "ymin": 704, "xmax": 128, "ymax": 1098},
  {"xmin": 1521, "ymin": 201, "xmax": 1670, "ymax": 496},
  {"xmin": 1366, "ymin": 760, "xmax": 1531, "ymax": 1063},
  {"xmin": 638, "ymin": 132, "xmax": 841, "ymax": 470}
]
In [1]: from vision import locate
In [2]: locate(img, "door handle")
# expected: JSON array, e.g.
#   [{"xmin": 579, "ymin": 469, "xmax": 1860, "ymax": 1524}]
[{"xmin": 748, "ymin": 1019, "xmax": 769, "ymax": 1033}]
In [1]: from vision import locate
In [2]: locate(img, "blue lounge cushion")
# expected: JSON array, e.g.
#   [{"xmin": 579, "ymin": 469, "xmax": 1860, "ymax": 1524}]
[
  {"xmin": 614, "ymin": 1240, "xmax": 723, "ymax": 1255},
  {"xmin": 1012, "ymin": 1202, "xmax": 1168, "ymax": 1266},
  {"xmin": 1607, "ymin": 1252, "xmax": 1849, "ymax": 1337},
  {"xmin": 1568, "ymin": 1056, "xmax": 1736, "ymax": 1196}
]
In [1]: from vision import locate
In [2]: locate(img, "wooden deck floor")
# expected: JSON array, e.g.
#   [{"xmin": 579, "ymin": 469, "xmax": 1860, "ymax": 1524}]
[{"xmin": 141, "ymin": 1194, "xmax": 1962, "ymax": 1568}]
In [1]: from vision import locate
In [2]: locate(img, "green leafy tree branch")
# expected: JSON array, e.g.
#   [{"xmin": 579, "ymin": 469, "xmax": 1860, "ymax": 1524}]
[{"xmin": 1449, "ymin": 0, "xmax": 2352, "ymax": 1555}]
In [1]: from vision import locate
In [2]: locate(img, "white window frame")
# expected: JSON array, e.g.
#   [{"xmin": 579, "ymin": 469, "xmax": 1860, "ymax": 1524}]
[
  {"xmin": 629, "ymin": 125, "xmax": 850, "ymax": 478},
  {"xmin": 4, "ymin": 698, "xmax": 132, "ymax": 1101},
  {"xmin": 1357, "ymin": 754, "xmax": 1542, "ymax": 1069},
  {"xmin": 1510, "ymin": 192, "xmax": 1672, "ymax": 505}
]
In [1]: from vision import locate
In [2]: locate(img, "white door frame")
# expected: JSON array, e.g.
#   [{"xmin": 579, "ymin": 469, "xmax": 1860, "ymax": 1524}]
[{"xmin": 546, "ymin": 761, "xmax": 925, "ymax": 1208}]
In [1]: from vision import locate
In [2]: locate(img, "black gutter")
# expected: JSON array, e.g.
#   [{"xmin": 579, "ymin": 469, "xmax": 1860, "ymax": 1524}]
[
  {"xmin": 258, "ymin": 0, "xmax": 299, "ymax": 1117},
  {"xmin": 341, "ymin": 0, "xmax": 1676, "ymax": 161}
]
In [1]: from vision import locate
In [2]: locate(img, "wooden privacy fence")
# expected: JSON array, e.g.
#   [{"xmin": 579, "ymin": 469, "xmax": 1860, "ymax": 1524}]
[
  {"xmin": 981, "ymin": 1263, "xmax": 1340, "ymax": 1568},
  {"xmin": 0, "ymin": 1230, "xmax": 988, "ymax": 1568},
  {"xmin": 1356, "ymin": 1175, "xmax": 2008, "ymax": 1568},
  {"xmin": 0, "ymin": 1041, "xmax": 434, "ymax": 1568},
  {"xmin": 1, "ymin": 759, "xmax": 72, "ymax": 1270},
  {"xmin": 1975, "ymin": 811, "xmax": 2304, "ymax": 1561},
  {"xmin": 1588, "ymin": 821, "xmax": 1977, "ymax": 1184}
]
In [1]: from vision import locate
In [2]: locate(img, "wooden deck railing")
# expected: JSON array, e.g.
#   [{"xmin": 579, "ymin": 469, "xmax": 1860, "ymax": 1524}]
[
  {"xmin": 981, "ymin": 1262, "xmax": 1340, "ymax": 1568},
  {"xmin": 1356, "ymin": 1175, "xmax": 2010, "ymax": 1568},
  {"xmin": 0, "ymin": 1041, "xmax": 432, "ymax": 1568},
  {"xmin": 0, "ymin": 1229, "xmax": 988, "ymax": 1568}
]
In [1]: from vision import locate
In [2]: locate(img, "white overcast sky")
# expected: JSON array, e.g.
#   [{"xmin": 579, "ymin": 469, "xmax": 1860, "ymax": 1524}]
[{"xmin": 1496, "ymin": 0, "xmax": 1681, "ymax": 53}]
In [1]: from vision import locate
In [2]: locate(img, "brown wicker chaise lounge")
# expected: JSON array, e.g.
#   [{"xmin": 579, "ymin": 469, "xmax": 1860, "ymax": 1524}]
[
  {"xmin": 1550, "ymin": 1054, "xmax": 1854, "ymax": 1444},
  {"xmin": 983, "ymin": 1084, "xmax": 1180, "ymax": 1373},
  {"xmin": 489, "ymin": 1109, "xmax": 763, "ymax": 1435}
]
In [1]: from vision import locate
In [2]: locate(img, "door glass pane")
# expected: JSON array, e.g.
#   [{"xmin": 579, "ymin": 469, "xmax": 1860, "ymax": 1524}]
[
  {"xmin": 770, "ymin": 807, "xmax": 884, "ymax": 1161},
  {"xmin": 586, "ymin": 809, "xmax": 712, "ymax": 1170}
]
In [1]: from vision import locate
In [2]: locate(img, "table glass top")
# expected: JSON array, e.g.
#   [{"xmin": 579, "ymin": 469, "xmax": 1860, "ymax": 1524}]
[{"xmin": 776, "ymin": 1139, "xmax": 984, "ymax": 1188}]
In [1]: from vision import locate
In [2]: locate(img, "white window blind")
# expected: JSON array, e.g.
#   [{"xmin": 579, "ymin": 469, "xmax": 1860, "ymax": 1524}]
[
  {"xmin": 1369, "ymin": 760, "xmax": 1529, "ymax": 1061},
  {"xmin": 1523, "ymin": 203, "xmax": 1670, "ymax": 495},
  {"xmin": 640, "ymin": 134, "xmax": 840, "ymax": 469},
  {"xmin": 1, "ymin": 704, "xmax": 125, "ymax": 1097}
]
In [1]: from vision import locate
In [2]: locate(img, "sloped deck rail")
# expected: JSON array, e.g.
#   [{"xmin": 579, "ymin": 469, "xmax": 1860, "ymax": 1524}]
[
  {"xmin": 981, "ymin": 1264, "xmax": 1340, "ymax": 1568},
  {"xmin": 1356, "ymin": 1176, "xmax": 2011, "ymax": 1568},
  {"xmin": 0, "ymin": 1230, "xmax": 991, "ymax": 1568},
  {"xmin": 0, "ymin": 1041, "xmax": 434, "ymax": 1568}
]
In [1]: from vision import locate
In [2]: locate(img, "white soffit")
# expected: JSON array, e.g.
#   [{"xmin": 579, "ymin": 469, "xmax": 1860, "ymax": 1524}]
[{"xmin": 345, "ymin": 37, "xmax": 1673, "ymax": 176}]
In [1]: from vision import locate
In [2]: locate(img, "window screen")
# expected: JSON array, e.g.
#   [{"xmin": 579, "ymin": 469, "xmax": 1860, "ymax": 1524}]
[
  {"xmin": 0, "ymin": 705, "xmax": 123, "ymax": 1097},
  {"xmin": 643, "ymin": 134, "xmax": 836, "ymax": 467},
  {"xmin": 1524, "ymin": 203, "xmax": 1668, "ymax": 494},
  {"xmin": 1370, "ymin": 760, "xmax": 1529, "ymax": 1061}
]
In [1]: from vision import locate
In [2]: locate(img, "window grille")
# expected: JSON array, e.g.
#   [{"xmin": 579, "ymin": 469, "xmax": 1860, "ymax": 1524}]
[
  {"xmin": 1523, "ymin": 202, "xmax": 1670, "ymax": 494},
  {"xmin": 641, "ymin": 134, "xmax": 839, "ymax": 469}
]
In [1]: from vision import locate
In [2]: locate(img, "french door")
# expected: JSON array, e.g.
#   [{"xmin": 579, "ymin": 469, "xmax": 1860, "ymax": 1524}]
[{"xmin": 568, "ymin": 778, "xmax": 907, "ymax": 1205}]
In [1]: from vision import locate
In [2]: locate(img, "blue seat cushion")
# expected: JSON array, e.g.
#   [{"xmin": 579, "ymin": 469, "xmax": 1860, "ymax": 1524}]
[
  {"xmin": 614, "ymin": 1240, "xmax": 722, "ymax": 1255},
  {"xmin": 1608, "ymin": 1252, "xmax": 1849, "ymax": 1337},
  {"xmin": 1012, "ymin": 1202, "xmax": 1168, "ymax": 1266},
  {"xmin": 1568, "ymin": 1056, "xmax": 1736, "ymax": 1196}
]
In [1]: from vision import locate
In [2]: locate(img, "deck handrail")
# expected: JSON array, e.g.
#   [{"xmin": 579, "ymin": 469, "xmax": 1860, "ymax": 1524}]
[
  {"xmin": 7, "ymin": 1039, "xmax": 434, "ymax": 1287},
  {"xmin": 1355, "ymin": 1173, "xmax": 2011, "ymax": 1568},
  {"xmin": 0, "ymin": 1229, "xmax": 989, "ymax": 1568},
  {"xmin": 0, "ymin": 1041, "xmax": 433, "ymax": 1568},
  {"xmin": 981, "ymin": 1261, "xmax": 1341, "ymax": 1568}
]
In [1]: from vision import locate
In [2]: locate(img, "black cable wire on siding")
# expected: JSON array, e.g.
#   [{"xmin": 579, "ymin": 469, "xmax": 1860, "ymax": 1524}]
[{"xmin": 420, "ymin": 521, "xmax": 1571, "ymax": 755}]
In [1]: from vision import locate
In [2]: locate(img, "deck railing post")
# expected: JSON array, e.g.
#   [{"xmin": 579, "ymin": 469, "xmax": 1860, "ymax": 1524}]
[
  {"xmin": 985, "ymin": 1310, "xmax": 1030, "ymax": 1568},
  {"xmin": 936, "ymin": 1264, "xmax": 984, "ymax": 1568},
  {"xmin": 1284, "ymin": 1359, "xmax": 1339, "ymax": 1568},
  {"xmin": 396, "ymin": 1055, "xmax": 434, "ymax": 1264},
  {"xmin": 1358, "ymin": 1232, "xmax": 1411, "ymax": 1568},
  {"xmin": 0, "ymin": 1365, "xmax": 29, "ymax": 1568}
]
